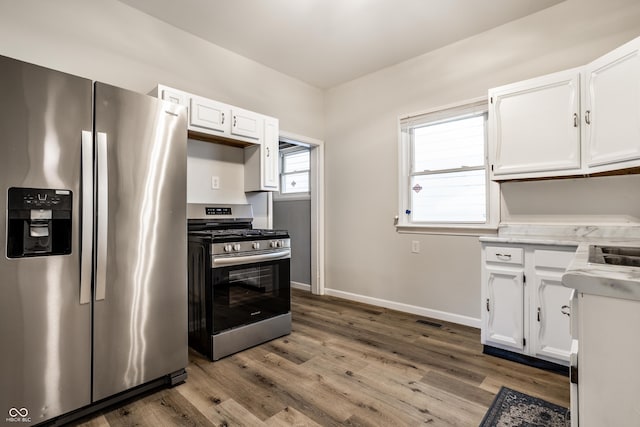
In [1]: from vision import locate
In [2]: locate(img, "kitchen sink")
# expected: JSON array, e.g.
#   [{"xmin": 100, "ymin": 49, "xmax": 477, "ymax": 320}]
[{"xmin": 588, "ymin": 245, "xmax": 640, "ymax": 267}]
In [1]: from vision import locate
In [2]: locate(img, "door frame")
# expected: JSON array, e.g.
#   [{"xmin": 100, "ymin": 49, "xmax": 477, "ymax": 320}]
[{"xmin": 277, "ymin": 130, "xmax": 325, "ymax": 295}]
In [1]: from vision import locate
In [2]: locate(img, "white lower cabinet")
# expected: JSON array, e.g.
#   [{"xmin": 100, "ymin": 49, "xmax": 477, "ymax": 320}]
[
  {"xmin": 485, "ymin": 266, "xmax": 525, "ymax": 351},
  {"xmin": 481, "ymin": 243, "xmax": 576, "ymax": 366}
]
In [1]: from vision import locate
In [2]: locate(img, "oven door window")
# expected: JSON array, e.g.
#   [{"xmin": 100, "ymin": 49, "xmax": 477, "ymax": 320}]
[{"xmin": 212, "ymin": 258, "xmax": 290, "ymax": 332}]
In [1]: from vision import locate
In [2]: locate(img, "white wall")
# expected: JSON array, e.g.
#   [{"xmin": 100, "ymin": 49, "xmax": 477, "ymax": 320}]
[
  {"xmin": 323, "ymin": 0, "xmax": 640, "ymax": 324},
  {"xmin": 0, "ymin": 0, "xmax": 324, "ymax": 217}
]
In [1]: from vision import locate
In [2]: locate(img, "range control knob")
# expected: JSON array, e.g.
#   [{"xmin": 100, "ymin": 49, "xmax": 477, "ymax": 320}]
[
  {"xmin": 279, "ymin": 240, "xmax": 286, "ymax": 248},
  {"xmin": 233, "ymin": 243, "xmax": 242, "ymax": 251},
  {"xmin": 252, "ymin": 242, "xmax": 260, "ymax": 250},
  {"xmin": 224, "ymin": 244, "xmax": 233, "ymax": 252},
  {"xmin": 270, "ymin": 240, "xmax": 279, "ymax": 248}
]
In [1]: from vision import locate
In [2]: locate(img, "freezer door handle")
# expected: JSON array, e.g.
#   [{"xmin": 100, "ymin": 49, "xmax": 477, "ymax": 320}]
[
  {"xmin": 96, "ymin": 132, "xmax": 109, "ymax": 301},
  {"xmin": 80, "ymin": 130, "xmax": 94, "ymax": 305}
]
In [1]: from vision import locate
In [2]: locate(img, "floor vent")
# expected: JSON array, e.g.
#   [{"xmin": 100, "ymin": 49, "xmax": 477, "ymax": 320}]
[{"xmin": 416, "ymin": 319, "xmax": 442, "ymax": 328}]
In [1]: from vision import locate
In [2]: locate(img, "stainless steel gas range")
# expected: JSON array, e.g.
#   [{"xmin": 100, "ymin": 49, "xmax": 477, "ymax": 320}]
[{"xmin": 187, "ymin": 203, "xmax": 292, "ymax": 360}]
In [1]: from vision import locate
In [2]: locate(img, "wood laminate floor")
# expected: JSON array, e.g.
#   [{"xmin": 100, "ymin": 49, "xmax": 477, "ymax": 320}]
[{"xmin": 72, "ymin": 289, "xmax": 569, "ymax": 426}]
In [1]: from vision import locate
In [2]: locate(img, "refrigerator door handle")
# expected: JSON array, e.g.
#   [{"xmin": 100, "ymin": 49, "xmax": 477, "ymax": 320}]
[
  {"xmin": 80, "ymin": 130, "xmax": 93, "ymax": 305},
  {"xmin": 96, "ymin": 132, "xmax": 109, "ymax": 301}
]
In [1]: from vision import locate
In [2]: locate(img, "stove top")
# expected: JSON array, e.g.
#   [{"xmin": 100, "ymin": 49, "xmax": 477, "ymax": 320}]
[
  {"xmin": 187, "ymin": 203, "xmax": 289, "ymax": 243},
  {"xmin": 189, "ymin": 228, "xmax": 290, "ymax": 243}
]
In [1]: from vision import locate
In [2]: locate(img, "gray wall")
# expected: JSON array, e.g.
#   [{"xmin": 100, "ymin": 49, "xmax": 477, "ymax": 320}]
[
  {"xmin": 323, "ymin": 0, "xmax": 640, "ymax": 325},
  {"xmin": 0, "ymin": 0, "xmax": 323, "ymax": 231},
  {"xmin": 273, "ymin": 199, "xmax": 311, "ymax": 285}
]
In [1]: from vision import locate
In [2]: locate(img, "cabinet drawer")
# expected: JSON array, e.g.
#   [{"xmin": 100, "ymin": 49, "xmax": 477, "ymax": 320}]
[
  {"xmin": 485, "ymin": 246, "xmax": 523, "ymax": 264},
  {"xmin": 534, "ymin": 249, "xmax": 576, "ymax": 270}
]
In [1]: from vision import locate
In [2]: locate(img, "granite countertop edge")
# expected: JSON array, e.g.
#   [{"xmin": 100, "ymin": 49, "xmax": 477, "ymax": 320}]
[{"xmin": 562, "ymin": 241, "xmax": 640, "ymax": 301}]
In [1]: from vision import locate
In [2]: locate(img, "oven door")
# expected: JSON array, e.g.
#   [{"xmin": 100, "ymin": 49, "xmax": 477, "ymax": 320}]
[{"xmin": 211, "ymin": 253, "xmax": 290, "ymax": 332}]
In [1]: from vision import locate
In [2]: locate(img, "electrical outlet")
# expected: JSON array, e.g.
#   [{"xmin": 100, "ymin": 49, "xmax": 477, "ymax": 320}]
[
  {"xmin": 411, "ymin": 240, "xmax": 420, "ymax": 253},
  {"xmin": 211, "ymin": 176, "xmax": 220, "ymax": 189}
]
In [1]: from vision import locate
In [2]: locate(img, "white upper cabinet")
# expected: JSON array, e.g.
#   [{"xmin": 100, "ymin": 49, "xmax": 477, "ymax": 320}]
[
  {"xmin": 262, "ymin": 117, "xmax": 280, "ymax": 189},
  {"xmin": 584, "ymin": 37, "xmax": 640, "ymax": 171},
  {"xmin": 159, "ymin": 87, "xmax": 187, "ymax": 107},
  {"xmin": 189, "ymin": 95, "xmax": 229, "ymax": 135},
  {"xmin": 155, "ymin": 85, "xmax": 280, "ymax": 192},
  {"xmin": 155, "ymin": 84, "xmax": 266, "ymax": 146},
  {"xmin": 245, "ymin": 116, "xmax": 280, "ymax": 192},
  {"xmin": 488, "ymin": 35, "xmax": 640, "ymax": 180},
  {"xmin": 490, "ymin": 69, "xmax": 582, "ymax": 179},
  {"xmin": 230, "ymin": 107, "xmax": 261, "ymax": 140}
]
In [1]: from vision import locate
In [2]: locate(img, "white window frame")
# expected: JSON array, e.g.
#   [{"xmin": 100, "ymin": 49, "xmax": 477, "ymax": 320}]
[
  {"xmin": 276, "ymin": 146, "xmax": 311, "ymax": 201},
  {"xmin": 397, "ymin": 97, "xmax": 499, "ymax": 234}
]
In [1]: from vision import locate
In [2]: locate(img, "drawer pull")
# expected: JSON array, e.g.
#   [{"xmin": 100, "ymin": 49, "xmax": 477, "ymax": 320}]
[
  {"xmin": 496, "ymin": 253, "xmax": 512, "ymax": 260},
  {"xmin": 561, "ymin": 305, "xmax": 571, "ymax": 316}
]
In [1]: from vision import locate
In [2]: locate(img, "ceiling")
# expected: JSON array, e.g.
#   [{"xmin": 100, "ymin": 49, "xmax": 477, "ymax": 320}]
[{"xmin": 118, "ymin": 0, "xmax": 564, "ymax": 89}]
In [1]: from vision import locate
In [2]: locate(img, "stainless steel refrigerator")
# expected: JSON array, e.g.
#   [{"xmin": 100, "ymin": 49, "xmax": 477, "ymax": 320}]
[{"xmin": 0, "ymin": 55, "xmax": 188, "ymax": 426}]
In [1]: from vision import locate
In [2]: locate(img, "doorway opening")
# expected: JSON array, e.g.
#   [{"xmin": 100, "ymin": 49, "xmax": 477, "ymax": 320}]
[{"xmin": 273, "ymin": 131, "xmax": 324, "ymax": 295}]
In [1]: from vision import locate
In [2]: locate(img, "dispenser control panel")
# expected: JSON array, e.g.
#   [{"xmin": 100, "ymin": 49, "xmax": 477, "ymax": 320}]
[
  {"xmin": 8, "ymin": 188, "xmax": 72, "ymax": 210},
  {"xmin": 7, "ymin": 187, "xmax": 73, "ymax": 258}
]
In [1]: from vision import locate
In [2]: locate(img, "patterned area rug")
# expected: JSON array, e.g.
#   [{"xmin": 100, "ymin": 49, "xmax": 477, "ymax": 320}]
[{"xmin": 479, "ymin": 386, "xmax": 570, "ymax": 427}]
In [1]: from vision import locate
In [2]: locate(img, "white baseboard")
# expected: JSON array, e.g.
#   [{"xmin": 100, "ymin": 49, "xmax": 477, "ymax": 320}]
[
  {"xmin": 324, "ymin": 288, "xmax": 481, "ymax": 329},
  {"xmin": 291, "ymin": 281, "xmax": 311, "ymax": 291}
]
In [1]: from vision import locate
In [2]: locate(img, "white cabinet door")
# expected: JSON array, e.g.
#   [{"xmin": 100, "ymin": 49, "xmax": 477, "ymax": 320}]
[
  {"xmin": 489, "ymin": 68, "xmax": 582, "ymax": 179},
  {"xmin": 531, "ymin": 248, "xmax": 574, "ymax": 364},
  {"xmin": 160, "ymin": 87, "xmax": 187, "ymax": 107},
  {"xmin": 245, "ymin": 115, "xmax": 279, "ymax": 192},
  {"xmin": 189, "ymin": 95, "xmax": 229, "ymax": 134},
  {"xmin": 262, "ymin": 117, "xmax": 279, "ymax": 190},
  {"xmin": 484, "ymin": 266, "xmax": 525, "ymax": 351},
  {"xmin": 584, "ymin": 37, "xmax": 640, "ymax": 170},
  {"xmin": 532, "ymin": 272, "xmax": 572, "ymax": 362},
  {"xmin": 231, "ymin": 107, "xmax": 261, "ymax": 140}
]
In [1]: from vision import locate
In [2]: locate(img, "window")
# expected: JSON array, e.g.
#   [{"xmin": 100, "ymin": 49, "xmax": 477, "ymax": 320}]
[
  {"xmin": 398, "ymin": 99, "xmax": 497, "ymax": 230},
  {"xmin": 280, "ymin": 147, "xmax": 310, "ymax": 194}
]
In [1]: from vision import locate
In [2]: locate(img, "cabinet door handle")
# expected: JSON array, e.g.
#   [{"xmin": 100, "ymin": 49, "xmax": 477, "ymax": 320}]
[
  {"xmin": 537, "ymin": 307, "xmax": 541, "ymax": 322},
  {"xmin": 266, "ymin": 146, "xmax": 270, "ymax": 157},
  {"xmin": 561, "ymin": 305, "xmax": 571, "ymax": 316},
  {"xmin": 486, "ymin": 298, "xmax": 490, "ymax": 312},
  {"xmin": 233, "ymin": 115, "xmax": 237, "ymax": 127},
  {"xmin": 496, "ymin": 253, "xmax": 512, "ymax": 260},
  {"xmin": 585, "ymin": 110, "xmax": 591, "ymax": 125},
  {"xmin": 573, "ymin": 113, "xmax": 578, "ymax": 128},
  {"xmin": 221, "ymin": 112, "xmax": 225, "ymax": 125}
]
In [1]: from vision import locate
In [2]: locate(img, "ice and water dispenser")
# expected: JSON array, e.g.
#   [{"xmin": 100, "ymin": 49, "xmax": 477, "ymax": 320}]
[{"xmin": 7, "ymin": 187, "xmax": 73, "ymax": 258}]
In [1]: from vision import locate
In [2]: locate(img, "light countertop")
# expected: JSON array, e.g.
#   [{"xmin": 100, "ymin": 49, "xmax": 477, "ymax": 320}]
[{"xmin": 562, "ymin": 242, "xmax": 640, "ymax": 301}]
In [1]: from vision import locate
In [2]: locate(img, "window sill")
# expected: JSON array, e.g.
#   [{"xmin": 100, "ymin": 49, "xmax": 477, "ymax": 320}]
[{"xmin": 396, "ymin": 223, "xmax": 498, "ymax": 237}]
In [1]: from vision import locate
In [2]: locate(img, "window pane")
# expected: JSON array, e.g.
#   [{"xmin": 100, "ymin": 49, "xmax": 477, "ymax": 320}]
[
  {"xmin": 411, "ymin": 169, "xmax": 486, "ymax": 222},
  {"xmin": 282, "ymin": 172, "xmax": 309, "ymax": 193},
  {"xmin": 413, "ymin": 115, "xmax": 485, "ymax": 172},
  {"xmin": 283, "ymin": 150, "xmax": 310, "ymax": 173}
]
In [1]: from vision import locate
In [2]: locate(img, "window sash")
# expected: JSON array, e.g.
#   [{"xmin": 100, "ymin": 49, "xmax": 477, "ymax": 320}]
[
  {"xmin": 399, "ymin": 99, "xmax": 491, "ymax": 227},
  {"xmin": 280, "ymin": 148, "xmax": 311, "ymax": 194}
]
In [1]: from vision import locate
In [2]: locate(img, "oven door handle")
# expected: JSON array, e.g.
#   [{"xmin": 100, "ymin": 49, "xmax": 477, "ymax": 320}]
[{"xmin": 212, "ymin": 249, "xmax": 291, "ymax": 268}]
